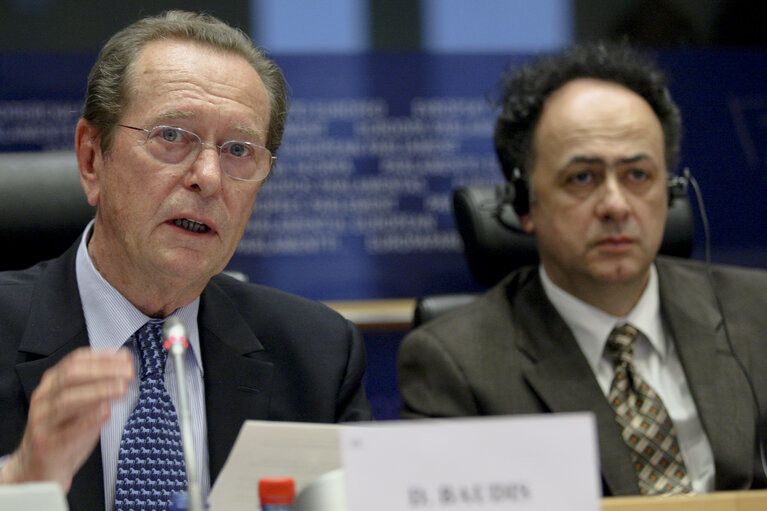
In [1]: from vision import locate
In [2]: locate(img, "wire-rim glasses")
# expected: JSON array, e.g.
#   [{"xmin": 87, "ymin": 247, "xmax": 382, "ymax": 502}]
[{"xmin": 118, "ymin": 124, "xmax": 275, "ymax": 182}]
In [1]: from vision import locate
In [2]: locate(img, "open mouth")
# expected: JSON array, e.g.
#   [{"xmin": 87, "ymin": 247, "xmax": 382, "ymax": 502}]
[{"xmin": 173, "ymin": 218, "xmax": 211, "ymax": 233}]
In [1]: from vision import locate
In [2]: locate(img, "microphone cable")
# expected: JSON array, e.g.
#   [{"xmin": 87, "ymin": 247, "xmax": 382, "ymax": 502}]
[{"xmin": 684, "ymin": 167, "xmax": 767, "ymax": 484}]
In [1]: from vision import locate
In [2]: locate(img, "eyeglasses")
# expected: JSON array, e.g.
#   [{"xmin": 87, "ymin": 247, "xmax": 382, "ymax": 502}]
[{"xmin": 118, "ymin": 124, "xmax": 275, "ymax": 182}]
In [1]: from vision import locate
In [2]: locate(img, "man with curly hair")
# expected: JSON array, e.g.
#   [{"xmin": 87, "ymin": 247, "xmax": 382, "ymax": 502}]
[{"xmin": 399, "ymin": 43, "xmax": 767, "ymax": 496}]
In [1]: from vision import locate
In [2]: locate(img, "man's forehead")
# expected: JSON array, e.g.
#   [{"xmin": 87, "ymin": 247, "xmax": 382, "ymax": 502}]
[
  {"xmin": 124, "ymin": 39, "xmax": 270, "ymax": 133},
  {"xmin": 533, "ymin": 79, "xmax": 665, "ymax": 164},
  {"xmin": 543, "ymin": 80, "xmax": 659, "ymax": 126},
  {"xmin": 132, "ymin": 40, "xmax": 257, "ymax": 89}
]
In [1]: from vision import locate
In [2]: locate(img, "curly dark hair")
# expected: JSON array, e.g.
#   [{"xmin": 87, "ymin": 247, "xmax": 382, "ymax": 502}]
[{"xmin": 493, "ymin": 42, "xmax": 681, "ymax": 182}]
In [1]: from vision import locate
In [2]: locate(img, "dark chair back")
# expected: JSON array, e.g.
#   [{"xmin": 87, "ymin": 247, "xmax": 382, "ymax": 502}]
[{"xmin": 0, "ymin": 151, "xmax": 94, "ymax": 270}]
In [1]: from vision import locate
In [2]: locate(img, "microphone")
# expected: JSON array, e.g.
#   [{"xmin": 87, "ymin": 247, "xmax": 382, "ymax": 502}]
[{"xmin": 163, "ymin": 316, "xmax": 205, "ymax": 511}]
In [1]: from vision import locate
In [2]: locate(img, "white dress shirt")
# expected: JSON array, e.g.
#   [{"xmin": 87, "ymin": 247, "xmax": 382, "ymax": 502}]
[
  {"xmin": 539, "ymin": 264, "xmax": 715, "ymax": 493},
  {"xmin": 75, "ymin": 222, "xmax": 211, "ymax": 510}
]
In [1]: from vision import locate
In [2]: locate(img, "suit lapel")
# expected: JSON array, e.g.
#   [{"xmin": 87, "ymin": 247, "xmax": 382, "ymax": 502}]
[
  {"xmin": 512, "ymin": 275, "xmax": 639, "ymax": 496},
  {"xmin": 199, "ymin": 278, "xmax": 274, "ymax": 483},
  {"xmin": 13, "ymin": 243, "xmax": 107, "ymax": 511},
  {"xmin": 657, "ymin": 259, "xmax": 755, "ymax": 490}
]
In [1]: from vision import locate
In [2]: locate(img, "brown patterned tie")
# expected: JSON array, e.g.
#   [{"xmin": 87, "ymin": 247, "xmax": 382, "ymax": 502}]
[{"xmin": 606, "ymin": 324, "xmax": 693, "ymax": 495}]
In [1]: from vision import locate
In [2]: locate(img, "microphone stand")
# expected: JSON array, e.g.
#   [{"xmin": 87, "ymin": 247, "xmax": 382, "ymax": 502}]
[{"xmin": 165, "ymin": 317, "xmax": 205, "ymax": 511}]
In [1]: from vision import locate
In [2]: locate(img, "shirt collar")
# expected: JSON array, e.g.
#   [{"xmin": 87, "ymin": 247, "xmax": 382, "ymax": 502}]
[
  {"xmin": 75, "ymin": 220, "xmax": 203, "ymax": 373},
  {"xmin": 539, "ymin": 264, "xmax": 667, "ymax": 369}
]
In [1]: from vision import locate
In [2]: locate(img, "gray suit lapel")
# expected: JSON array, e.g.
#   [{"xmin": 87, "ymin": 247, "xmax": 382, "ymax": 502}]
[
  {"xmin": 199, "ymin": 278, "xmax": 274, "ymax": 483},
  {"xmin": 657, "ymin": 259, "xmax": 755, "ymax": 490},
  {"xmin": 512, "ymin": 277, "xmax": 639, "ymax": 496}
]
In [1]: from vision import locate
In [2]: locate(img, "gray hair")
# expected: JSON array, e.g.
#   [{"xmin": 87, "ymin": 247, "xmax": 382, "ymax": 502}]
[{"xmin": 82, "ymin": 10, "xmax": 288, "ymax": 156}]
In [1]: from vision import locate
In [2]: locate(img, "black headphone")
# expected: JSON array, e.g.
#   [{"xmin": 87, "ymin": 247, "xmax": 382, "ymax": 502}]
[
  {"xmin": 495, "ymin": 168, "xmax": 527, "ymax": 231},
  {"xmin": 496, "ymin": 167, "xmax": 690, "ymax": 232}
]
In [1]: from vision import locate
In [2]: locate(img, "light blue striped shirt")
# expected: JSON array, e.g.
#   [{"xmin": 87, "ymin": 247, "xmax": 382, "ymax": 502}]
[{"xmin": 75, "ymin": 222, "xmax": 211, "ymax": 510}]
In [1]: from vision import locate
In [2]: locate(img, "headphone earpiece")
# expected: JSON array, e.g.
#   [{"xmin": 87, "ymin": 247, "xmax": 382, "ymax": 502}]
[
  {"xmin": 495, "ymin": 167, "xmax": 529, "ymax": 231},
  {"xmin": 509, "ymin": 167, "xmax": 530, "ymax": 217},
  {"xmin": 667, "ymin": 169, "xmax": 690, "ymax": 205}
]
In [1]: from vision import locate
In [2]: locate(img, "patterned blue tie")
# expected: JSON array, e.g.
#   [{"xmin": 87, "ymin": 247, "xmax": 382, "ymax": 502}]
[{"xmin": 115, "ymin": 319, "xmax": 187, "ymax": 511}]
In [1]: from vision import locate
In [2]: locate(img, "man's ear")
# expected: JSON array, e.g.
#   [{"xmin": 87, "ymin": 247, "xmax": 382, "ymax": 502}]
[
  {"xmin": 520, "ymin": 212, "xmax": 535, "ymax": 234},
  {"xmin": 75, "ymin": 118, "xmax": 102, "ymax": 207}
]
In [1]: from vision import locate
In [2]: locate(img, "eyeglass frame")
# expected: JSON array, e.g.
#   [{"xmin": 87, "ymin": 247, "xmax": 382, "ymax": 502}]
[{"xmin": 117, "ymin": 124, "xmax": 276, "ymax": 182}]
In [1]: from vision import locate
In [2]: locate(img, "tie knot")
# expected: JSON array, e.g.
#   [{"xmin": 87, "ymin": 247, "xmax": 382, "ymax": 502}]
[
  {"xmin": 606, "ymin": 323, "xmax": 639, "ymax": 366},
  {"xmin": 134, "ymin": 319, "xmax": 166, "ymax": 377}
]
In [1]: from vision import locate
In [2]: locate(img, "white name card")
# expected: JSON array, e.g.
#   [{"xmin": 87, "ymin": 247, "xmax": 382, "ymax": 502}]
[
  {"xmin": 0, "ymin": 482, "xmax": 69, "ymax": 511},
  {"xmin": 340, "ymin": 413, "xmax": 600, "ymax": 511}
]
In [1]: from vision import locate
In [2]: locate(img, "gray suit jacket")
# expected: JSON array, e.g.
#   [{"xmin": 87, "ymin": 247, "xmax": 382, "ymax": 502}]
[
  {"xmin": 0, "ymin": 241, "xmax": 371, "ymax": 511},
  {"xmin": 398, "ymin": 256, "xmax": 767, "ymax": 496}
]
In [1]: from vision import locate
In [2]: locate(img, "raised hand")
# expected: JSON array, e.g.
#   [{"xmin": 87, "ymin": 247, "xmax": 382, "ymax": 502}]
[{"xmin": 0, "ymin": 348, "xmax": 134, "ymax": 492}]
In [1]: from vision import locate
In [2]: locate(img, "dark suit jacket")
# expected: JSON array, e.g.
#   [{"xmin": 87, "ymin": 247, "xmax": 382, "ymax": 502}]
[
  {"xmin": 0, "ymin": 241, "xmax": 371, "ymax": 511},
  {"xmin": 398, "ymin": 256, "xmax": 767, "ymax": 496}
]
